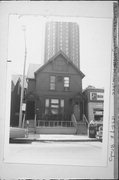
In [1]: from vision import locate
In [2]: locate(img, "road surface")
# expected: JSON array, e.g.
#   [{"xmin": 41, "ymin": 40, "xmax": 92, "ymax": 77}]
[{"xmin": 4, "ymin": 140, "xmax": 106, "ymax": 166}]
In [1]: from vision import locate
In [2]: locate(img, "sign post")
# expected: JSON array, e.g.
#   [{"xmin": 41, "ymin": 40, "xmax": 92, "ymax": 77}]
[{"xmin": 19, "ymin": 26, "xmax": 27, "ymax": 128}]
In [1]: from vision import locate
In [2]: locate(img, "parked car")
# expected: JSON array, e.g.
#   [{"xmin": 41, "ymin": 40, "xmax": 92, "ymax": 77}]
[
  {"xmin": 88, "ymin": 119, "xmax": 103, "ymax": 139},
  {"xmin": 88, "ymin": 123, "xmax": 97, "ymax": 138},
  {"xmin": 10, "ymin": 127, "xmax": 28, "ymax": 139},
  {"xmin": 96, "ymin": 125, "xmax": 103, "ymax": 140}
]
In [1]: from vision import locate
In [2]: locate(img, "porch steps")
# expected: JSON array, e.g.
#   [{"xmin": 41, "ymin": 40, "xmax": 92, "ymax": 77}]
[{"xmin": 71, "ymin": 114, "xmax": 88, "ymax": 134}]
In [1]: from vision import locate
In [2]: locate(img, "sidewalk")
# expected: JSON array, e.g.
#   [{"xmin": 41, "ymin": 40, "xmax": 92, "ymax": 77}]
[
  {"xmin": 10, "ymin": 133, "xmax": 101, "ymax": 143},
  {"xmin": 26, "ymin": 133, "xmax": 100, "ymax": 142},
  {"xmin": 10, "ymin": 132, "xmax": 102, "ymax": 143}
]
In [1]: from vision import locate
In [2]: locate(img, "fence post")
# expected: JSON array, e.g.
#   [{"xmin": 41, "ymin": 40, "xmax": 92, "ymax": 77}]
[
  {"xmin": 22, "ymin": 113, "xmax": 25, "ymax": 128},
  {"xmin": 34, "ymin": 114, "xmax": 36, "ymax": 133}
]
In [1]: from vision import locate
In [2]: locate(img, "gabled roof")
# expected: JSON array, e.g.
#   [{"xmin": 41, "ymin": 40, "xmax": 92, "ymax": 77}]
[
  {"xmin": 11, "ymin": 74, "xmax": 27, "ymax": 89},
  {"xmin": 12, "ymin": 74, "xmax": 22, "ymax": 86},
  {"xmin": 35, "ymin": 50, "xmax": 85, "ymax": 78},
  {"xmin": 27, "ymin": 64, "xmax": 41, "ymax": 79}
]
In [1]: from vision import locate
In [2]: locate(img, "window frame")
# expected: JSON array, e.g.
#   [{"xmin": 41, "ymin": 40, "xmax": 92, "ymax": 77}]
[
  {"xmin": 64, "ymin": 76, "xmax": 70, "ymax": 91},
  {"xmin": 50, "ymin": 75, "xmax": 56, "ymax": 90}
]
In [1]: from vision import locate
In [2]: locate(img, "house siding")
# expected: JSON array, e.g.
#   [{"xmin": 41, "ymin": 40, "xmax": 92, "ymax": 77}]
[{"xmin": 36, "ymin": 72, "xmax": 82, "ymax": 94}]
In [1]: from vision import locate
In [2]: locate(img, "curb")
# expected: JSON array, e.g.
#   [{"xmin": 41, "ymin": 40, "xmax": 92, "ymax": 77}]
[{"xmin": 10, "ymin": 138, "xmax": 102, "ymax": 143}]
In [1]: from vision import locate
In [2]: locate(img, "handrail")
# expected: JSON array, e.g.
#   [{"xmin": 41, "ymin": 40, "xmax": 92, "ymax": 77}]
[
  {"xmin": 34, "ymin": 114, "xmax": 37, "ymax": 133},
  {"xmin": 71, "ymin": 114, "xmax": 78, "ymax": 127},
  {"xmin": 83, "ymin": 114, "xmax": 89, "ymax": 125},
  {"xmin": 34, "ymin": 114, "xmax": 37, "ymax": 127}
]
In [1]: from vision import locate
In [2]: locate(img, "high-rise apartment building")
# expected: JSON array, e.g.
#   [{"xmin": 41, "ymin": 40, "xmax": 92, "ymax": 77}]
[{"xmin": 44, "ymin": 21, "xmax": 80, "ymax": 69}]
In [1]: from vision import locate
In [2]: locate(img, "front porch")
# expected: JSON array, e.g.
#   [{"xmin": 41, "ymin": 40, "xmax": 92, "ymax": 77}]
[
  {"xmin": 24, "ymin": 92, "xmax": 88, "ymax": 135},
  {"xmin": 24, "ymin": 119, "xmax": 88, "ymax": 135}
]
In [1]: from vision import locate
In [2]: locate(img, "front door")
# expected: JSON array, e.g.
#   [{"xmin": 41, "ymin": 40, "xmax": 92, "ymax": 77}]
[{"xmin": 73, "ymin": 103, "xmax": 80, "ymax": 122}]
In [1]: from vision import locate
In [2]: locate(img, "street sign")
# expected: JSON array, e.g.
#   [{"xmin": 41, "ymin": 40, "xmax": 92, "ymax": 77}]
[
  {"xmin": 22, "ymin": 103, "xmax": 26, "ymax": 111},
  {"xmin": 90, "ymin": 92, "xmax": 104, "ymax": 101}
]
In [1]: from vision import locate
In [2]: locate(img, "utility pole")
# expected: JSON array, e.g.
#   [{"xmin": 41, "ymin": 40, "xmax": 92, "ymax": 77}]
[{"xmin": 19, "ymin": 26, "xmax": 27, "ymax": 128}]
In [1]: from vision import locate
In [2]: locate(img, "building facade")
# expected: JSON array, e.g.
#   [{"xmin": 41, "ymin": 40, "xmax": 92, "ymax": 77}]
[
  {"xmin": 10, "ymin": 75, "xmax": 27, "ymax": 127},
  {"xmin": 44, "ymin": 21, "xmax": 80, "ymax": 69},
  {"xmin": 26, "ymin": 51, "xmax": 85, "ymax": 128},
  {"xmin": 83, "ymin": 86, "xmax": 104, "ymax": 123}
]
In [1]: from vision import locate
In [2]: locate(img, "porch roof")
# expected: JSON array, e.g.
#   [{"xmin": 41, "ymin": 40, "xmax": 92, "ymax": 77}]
[{"xmin": 72, "ymin": 92, "xmax": 86, "ymax": 101}]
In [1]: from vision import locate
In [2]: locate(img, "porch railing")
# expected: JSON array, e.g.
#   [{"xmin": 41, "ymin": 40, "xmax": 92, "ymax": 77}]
[{"xmin": 37, "ymin": 120, "xmax": 74, "ymax": 127}]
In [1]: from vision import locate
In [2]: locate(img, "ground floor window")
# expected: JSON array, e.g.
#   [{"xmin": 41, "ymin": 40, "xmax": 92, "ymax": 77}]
[
  {"xmin": 45, "ymin": 98, "xmax": 64, "ymax": 120},
  {"xmin": 51, "ymin": 99, "xmax": 59, "ymax": 115}
]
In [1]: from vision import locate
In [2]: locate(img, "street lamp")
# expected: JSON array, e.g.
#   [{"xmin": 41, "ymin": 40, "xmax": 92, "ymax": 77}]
[{"xmin": 19, "ymin": 25, "xmax": 27, "ymax": 128}]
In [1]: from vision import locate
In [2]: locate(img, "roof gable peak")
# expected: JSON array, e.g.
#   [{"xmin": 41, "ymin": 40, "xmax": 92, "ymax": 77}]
[
  {"xmin": 35, "ymin": 51, "xmax": 85, "ymax": 79},
  {"xmin": 48, "ymin": 50, "xmax": 70, "ymax": 63}
]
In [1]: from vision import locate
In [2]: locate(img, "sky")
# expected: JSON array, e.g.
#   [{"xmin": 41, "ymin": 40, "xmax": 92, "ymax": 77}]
[{"xmin": 8, "ymin": 3, "xmax": 113, "ymax": 90}]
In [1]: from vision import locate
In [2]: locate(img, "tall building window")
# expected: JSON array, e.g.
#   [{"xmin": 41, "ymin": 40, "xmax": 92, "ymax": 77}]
[
  {"xmin": 45, "ymin": 22, "xmax": 80, "ymax": 69},
  {"xmin": 66, "ymin": 47, "xmax": 68, "ymax": 55},
  {"xmin": 50, "ymin": 76, "xmax": 56, "ymax": 90},
  {"xmin": 64, "ymin": 77, "xmax": 70, "ymax": 91}
]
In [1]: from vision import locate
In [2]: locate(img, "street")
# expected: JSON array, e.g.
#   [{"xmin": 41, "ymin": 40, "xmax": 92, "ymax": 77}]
[{"xmin": 5, "ymin": 135, "xmax": 106, "ymax": 166}]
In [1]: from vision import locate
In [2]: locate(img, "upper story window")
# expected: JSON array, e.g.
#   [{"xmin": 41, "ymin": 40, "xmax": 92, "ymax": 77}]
[
  {"xmin": 50, "ymin": 76, "xmax": 56, "ymax": 90},
  {"xmin": 64, "ymin": 77, "xmax": 70, "ymax": 91}
]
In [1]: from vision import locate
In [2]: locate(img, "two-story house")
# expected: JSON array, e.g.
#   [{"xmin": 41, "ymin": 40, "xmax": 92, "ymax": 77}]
[{"xmin": 26, "ymin": 51, "xmax": 85, "ymax": 133}]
